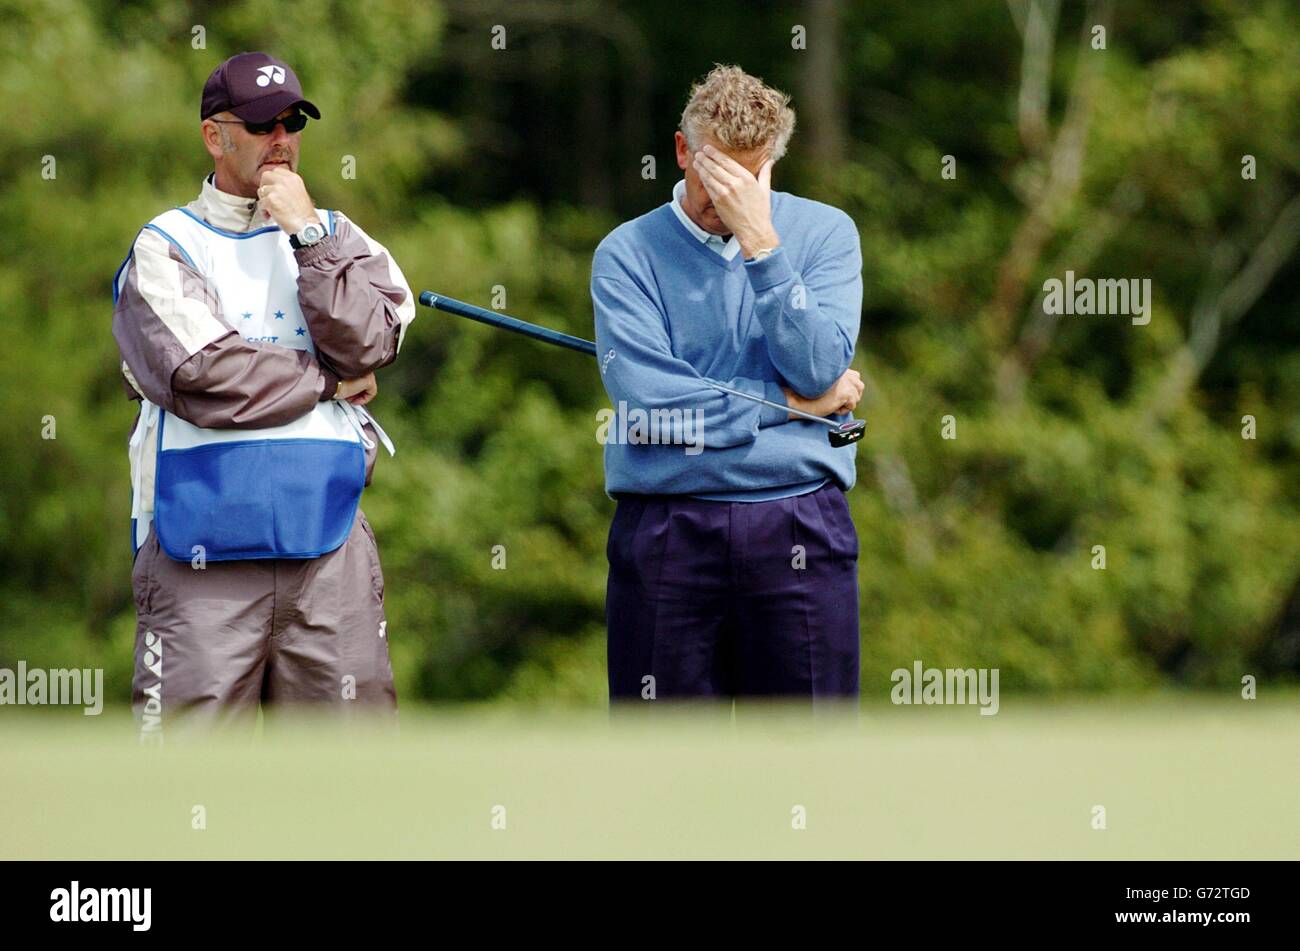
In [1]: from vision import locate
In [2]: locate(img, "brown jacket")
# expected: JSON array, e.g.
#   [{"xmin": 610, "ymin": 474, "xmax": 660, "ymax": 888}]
[{"xmin": 112, "ymin": 173, "xmax": 415, "ymax": 487}]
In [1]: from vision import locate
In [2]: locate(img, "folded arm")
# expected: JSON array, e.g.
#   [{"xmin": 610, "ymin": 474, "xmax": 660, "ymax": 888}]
[
  {"xmin": 592, "ymin": 274, "xmax": 789, "ymax": 450},
  {"xmin": 112, "ymin": 227, "xmax": 340, "ymax": 429},
  {"xmin": 294, "ymin": 212, "xmax": 416, "ymax": 378},
  {"xmin": 743, "ymin": 212, "xmax": 863, "ymax": 397}
]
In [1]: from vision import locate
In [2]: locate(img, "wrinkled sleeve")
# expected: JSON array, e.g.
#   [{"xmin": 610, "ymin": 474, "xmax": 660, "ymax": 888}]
[
  {"xmin": 743, "ymin": 211, "xmax": 862, "ymax": 397},
  {"xmin": 111, "ymin": 227, "xmax": 340, "ymax": 429},
  {"xmin": 293, "ymin": 211, "xmax": 417, "ymax": 378},
  {"xmin": 592, "ymin": 267, "xmax": 789, "ymax": 450}
]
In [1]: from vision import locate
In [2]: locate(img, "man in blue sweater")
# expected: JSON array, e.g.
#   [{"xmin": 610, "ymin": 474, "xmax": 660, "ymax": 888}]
[{"xmin": 592, "ymin": 65, "xmax": 864, "ymax": 704}]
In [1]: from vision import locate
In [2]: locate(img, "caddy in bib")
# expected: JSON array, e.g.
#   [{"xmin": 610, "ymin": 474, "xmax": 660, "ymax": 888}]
[{"xmin": 113, "ymin": 205, "xmax": 394, "ymax": 562}]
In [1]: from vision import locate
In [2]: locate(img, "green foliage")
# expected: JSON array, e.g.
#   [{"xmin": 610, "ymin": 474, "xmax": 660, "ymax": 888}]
[{"xmin": 0, "ymin": 0, "xmax": 1295, "ymax": 706}]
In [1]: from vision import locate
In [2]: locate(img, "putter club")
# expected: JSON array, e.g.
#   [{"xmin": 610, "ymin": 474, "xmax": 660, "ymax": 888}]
[{"xmin": 418, "ymin": 291, "xmax": 866, "ymax": 448}]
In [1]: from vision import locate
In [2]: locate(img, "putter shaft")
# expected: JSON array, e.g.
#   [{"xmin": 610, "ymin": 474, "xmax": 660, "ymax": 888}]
[
  {"xmin": 419, "ymin": 291, "xmax": 597, "ymax": 357},
  {"xmin": 704, "ymin": 381, "xmax": 842, "ymax": 430},
  {"xmin": 418, "ymin": 290, "xmax": 861, "ymax": 438}
]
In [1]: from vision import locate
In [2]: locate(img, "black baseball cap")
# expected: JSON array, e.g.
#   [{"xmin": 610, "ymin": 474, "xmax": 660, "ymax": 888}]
[{"xmin": 200, "ymin": 52, "xmax": 321, "ymax": 123}]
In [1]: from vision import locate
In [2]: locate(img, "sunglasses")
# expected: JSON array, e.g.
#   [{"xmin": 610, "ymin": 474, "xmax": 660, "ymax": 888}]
[{"xmin": 209, "ymin": 112, "xmax": 309, "ymax": 135}]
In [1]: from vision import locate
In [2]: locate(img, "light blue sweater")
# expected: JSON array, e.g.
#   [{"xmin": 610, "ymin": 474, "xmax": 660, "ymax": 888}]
[{"xmin": 591, "ymin": 190, "xmax": 863, "ymax": 499}]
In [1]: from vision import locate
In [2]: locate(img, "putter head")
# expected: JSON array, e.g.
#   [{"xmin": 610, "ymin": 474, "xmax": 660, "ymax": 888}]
[{"xmin": 828, "ymin": 419, "xmax": 866, "ymax": 448}]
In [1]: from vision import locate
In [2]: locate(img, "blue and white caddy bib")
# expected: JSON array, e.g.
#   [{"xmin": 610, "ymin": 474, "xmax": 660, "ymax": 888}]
[{"xmin": 114, "ymin": 206, "xmax": 394, "ymax": 562}]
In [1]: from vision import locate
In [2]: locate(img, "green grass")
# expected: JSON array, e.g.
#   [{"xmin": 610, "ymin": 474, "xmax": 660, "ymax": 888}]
[{"xmin": 1, "ymin": 695, "xmax": 1295, "ymax": 859}]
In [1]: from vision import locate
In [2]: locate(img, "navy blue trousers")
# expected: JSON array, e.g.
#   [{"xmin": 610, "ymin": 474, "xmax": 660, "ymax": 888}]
[{"xmin": 605, "ymin": 483, "xmax": 860, "ymax": 702}]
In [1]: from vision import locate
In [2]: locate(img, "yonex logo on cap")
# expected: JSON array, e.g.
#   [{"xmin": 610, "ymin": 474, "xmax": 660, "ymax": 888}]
[
  {"xmin": 256, "ymin": 65, "xmax": 286, "ymax": 86},
  {"xmin": 200, "ymin": 52, "xmax": 320, "ymax": 122}
]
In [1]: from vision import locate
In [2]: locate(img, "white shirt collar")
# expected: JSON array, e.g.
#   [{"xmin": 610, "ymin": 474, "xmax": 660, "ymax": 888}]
[
  {"xmin": 671, "ymin": 179, "xmax": 740, "ymax": 260},
  {"xmin": 185, "ymin": 172, "xmax": 276, "ymax": 233}
]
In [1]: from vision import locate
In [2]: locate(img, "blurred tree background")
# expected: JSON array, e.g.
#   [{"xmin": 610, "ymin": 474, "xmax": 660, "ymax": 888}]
[{"xmin": 0, "ymin": 0, "xmax": 1296, "ymax": 707}]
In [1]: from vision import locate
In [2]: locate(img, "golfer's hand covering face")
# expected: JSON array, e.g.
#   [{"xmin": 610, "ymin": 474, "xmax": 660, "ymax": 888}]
[
  {"xmin": 258, "ymin": 166, "xmax": 317, "ymax": 234},
  {"xmin": 692, "ymin": 144, "xmax": 780, "ymax": 256}
]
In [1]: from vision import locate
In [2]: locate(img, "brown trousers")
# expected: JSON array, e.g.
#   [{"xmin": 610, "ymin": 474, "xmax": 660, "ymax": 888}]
[{"xmin": 130, "ymin": 508, "xmax": 397, "ymax": 740}]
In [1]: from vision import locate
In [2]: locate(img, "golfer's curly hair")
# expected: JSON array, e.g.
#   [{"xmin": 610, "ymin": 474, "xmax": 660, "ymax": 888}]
[{"xmin": 679, "ymin": 64, "xmax": 796, "ymax": 161}]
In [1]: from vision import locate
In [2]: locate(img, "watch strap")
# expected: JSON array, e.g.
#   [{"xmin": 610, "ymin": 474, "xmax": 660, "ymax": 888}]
[{"xmin": 290, "ymin": 221, "xmax": 325, "ymax": 250}]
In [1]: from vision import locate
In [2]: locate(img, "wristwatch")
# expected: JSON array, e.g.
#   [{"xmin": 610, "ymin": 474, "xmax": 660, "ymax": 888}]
[
  {"xmin": 289, "ymin": 221, "xmax": 325, "ymax": 250},
  {"xmin": 746, "ymin": 246, "xmax": 778, "ymax": 262}
]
